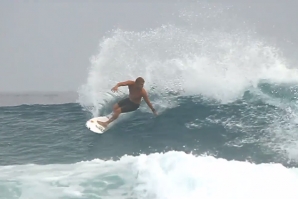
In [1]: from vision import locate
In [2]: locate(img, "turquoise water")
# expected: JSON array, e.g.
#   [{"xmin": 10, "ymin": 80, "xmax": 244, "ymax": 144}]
[{"xmin": 1, "ymin": 87, "xmax": 298, "ymax": 198}]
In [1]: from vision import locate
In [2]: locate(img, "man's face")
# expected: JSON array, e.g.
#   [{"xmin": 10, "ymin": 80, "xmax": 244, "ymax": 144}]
[{"xmin": 135, "ymin": 81, "xmax": 144, "ymax": 89}]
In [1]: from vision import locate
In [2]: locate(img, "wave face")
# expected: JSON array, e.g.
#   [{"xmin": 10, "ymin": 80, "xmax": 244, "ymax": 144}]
[{"xmin": 2, "ymin": 2, "xmax": 298, "ymax": 199}]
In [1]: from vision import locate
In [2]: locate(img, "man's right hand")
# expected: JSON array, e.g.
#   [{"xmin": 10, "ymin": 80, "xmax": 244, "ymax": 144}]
[
  {"xmin": 153, "ymin": 110, "xmax": 158, "ymax": 116},
  {"xmin": 152, "ymin": 108, "xmax": 158, "ymax": 116},
  {"xmin": 111, "ymin": 85, "xmax": 118, "ymax": 92}
]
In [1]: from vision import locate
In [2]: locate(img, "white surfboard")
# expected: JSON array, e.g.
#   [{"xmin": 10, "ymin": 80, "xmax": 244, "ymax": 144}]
[{"xmin": 86, "ymin": 116, "xmax": 110, "ymax": 134}]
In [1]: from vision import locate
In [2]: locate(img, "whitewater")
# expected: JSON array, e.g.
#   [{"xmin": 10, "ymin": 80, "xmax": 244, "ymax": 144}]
[{"xmin": 1, "ymin": 151, "xmax": 298, "ymax": 199}]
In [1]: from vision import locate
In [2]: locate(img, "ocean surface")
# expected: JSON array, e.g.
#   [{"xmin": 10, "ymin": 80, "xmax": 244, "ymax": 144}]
[{"xmin": 2, "ymin": 3, "xmax": 298, "ymax": 199}]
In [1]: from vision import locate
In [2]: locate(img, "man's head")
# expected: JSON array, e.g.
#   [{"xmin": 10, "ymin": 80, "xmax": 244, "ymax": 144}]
[{"xmin": 135, "ymin": 77, "xmax": 145, "ymax": 89}]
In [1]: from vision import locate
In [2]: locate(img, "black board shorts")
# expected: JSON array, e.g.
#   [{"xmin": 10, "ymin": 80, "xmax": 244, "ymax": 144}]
[{"xmin": 118, "ymin": 98, "xmax": 140, "ymax": 113}]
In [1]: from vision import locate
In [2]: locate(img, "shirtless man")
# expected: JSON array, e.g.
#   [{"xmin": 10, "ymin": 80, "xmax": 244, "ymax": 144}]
[{"xmin": 97, "ymin": 77, "xmax": 157, "ymax": 127}]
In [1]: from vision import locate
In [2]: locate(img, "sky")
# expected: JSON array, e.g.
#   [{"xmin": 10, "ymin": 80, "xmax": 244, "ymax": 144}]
[{"xmin": 1, "ymin": 0, "xmax": 298, "ymax": 93}]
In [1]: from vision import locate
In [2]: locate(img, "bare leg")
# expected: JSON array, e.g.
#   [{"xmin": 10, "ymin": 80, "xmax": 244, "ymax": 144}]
[
  {"xmin": 106, "ymin": 108, "xmax": 121, "ymax": 124},
  {"xmin": 97, "ymin": 104, "xmax": 121, "ymax": 127}
]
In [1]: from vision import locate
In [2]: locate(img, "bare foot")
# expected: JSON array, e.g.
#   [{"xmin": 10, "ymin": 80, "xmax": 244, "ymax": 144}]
[{"xmin": 97, "ymin": 120, "xmax": 108, "ymax": 128}]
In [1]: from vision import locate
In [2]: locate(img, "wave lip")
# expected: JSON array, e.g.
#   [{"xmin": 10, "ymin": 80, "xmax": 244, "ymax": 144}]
[{"xmin": 78, "ymin": 23, "xmax": 298, "ymax": 117}]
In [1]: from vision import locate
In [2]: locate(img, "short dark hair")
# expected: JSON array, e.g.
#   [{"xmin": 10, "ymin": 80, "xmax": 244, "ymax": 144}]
[{"xmin": 135, "ymin": 77, "xmax": 145, "ymax": 83}]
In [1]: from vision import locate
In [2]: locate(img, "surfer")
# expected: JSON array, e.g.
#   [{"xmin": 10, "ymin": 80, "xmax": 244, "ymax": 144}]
[{"xmin": 97, "ymin": 77, "xmax": 157, "ymax": 127}]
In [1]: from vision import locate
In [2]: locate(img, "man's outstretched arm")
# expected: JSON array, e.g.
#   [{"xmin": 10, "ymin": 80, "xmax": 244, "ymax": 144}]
[
  {"xmin": 142, "ymin": 89, "xmax": 157, "ymax": 115},
  {"xmin": 116, "ymin": 80, "xmax": 134, "ymax": 87},
  {"xmin": 111, "ymin": 80, "xmax": 134, "ymax": 92}
]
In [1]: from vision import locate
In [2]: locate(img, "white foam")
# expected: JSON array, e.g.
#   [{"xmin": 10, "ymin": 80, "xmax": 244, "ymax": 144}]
[
  {"xmin": 78, "ymin": 22, "xmax": 298, "ymax": 117},
  {"xmin": 0, "ymin": 151, "xmax": 297, "ymax": 199},
  {"xmin": 133, "ymin": 151, "xmax": 298, "ymax": 199}
]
